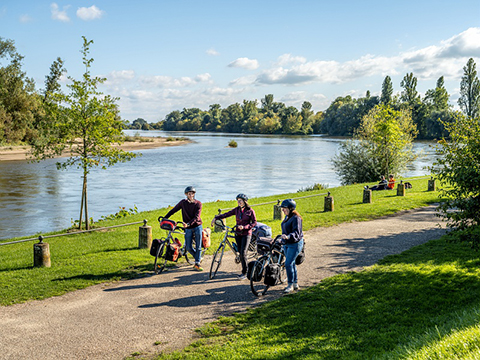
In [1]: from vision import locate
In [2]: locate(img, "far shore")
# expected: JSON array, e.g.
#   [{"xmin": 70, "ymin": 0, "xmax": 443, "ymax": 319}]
[{"xmin": 0, "ymin": 136, "xmax": 191, "ymax": 162}]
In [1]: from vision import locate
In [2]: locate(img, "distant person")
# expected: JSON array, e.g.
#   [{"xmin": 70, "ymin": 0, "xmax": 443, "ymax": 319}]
[
  {"xmin": 387, "ymin": 174, "xmax": 395, "ymax": 190},
  {"xmin": 212, "ymin": 193, "xmax": 257, "ymax": 280},
  {"xmin": 164, "ymin": 186, "xmax": 204, "ymax": 271},
  {"xmin": 367, "ymin": 175, "xmax": 388, "ymax": 191},
  {"xmin": 280, "ymin": 199, "xmax": 304, "ymax": 293}
]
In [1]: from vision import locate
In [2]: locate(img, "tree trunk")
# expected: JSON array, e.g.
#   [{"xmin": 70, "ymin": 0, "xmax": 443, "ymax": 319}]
[
  {"xmin": 84, "ymin": 174, "xmax": 89, "ymax": 230},
  {"xmin": 78, "ymin": 178, "xmax": 85, "ymax": 230}
]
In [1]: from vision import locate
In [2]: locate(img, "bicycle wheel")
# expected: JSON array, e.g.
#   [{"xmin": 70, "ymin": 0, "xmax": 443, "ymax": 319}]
[
  {"xmin": 209, "ymin": 243, "xmax": 225, "ymax": 279},
  {"xmin": 154, "ymin": 242, "xmax": 167, "ymax": 274},
  {"xmin": 250, "ymin": 256, "xmax": 270, "ymax": 297}
]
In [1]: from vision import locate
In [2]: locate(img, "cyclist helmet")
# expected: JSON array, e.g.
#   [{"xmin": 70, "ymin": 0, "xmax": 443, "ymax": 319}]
[
  {"xmin": 184, "ymin": 186, "xmax": 196, "ymax": 194},
  {"xmin": 280, "ymin": 199, "xmax": 296, "ymax": 210},
  {"xmin": 236, "ymin": 193, "xmax": 248, "ymax": 202}
]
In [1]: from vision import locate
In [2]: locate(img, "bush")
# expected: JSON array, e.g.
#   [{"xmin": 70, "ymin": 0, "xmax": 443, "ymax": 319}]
[
  {"xmin": 228, "ymin": 140, "xmax": 238, "ymax": 148},
  {"xmin": 297, "ymin": 183, "xmax": 327, "ymax": 192}
]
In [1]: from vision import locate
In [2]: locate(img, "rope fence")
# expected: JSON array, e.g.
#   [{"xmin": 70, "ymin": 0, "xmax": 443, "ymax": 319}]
[{"xmin": 0, "ymin": 176, "xmax": 437, "ymax": 267}]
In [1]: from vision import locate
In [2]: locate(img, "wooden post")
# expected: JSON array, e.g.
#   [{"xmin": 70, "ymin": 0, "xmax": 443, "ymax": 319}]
[
  {"xmin": 214, "ymin": 209, "xmax": 225, "ymax": 232},
  {"xmin": 138, "ymin": 219, "xmax": 152, "ymax": 249},
  {"xmin": 273, "ymin": 200, "xmax": 282, "ymax": 220},
  {"xmin": 324, "ymin": 192, "xmax": 334, "ymax": 212},
  {"xmin": 363, "ymin": 188, "xmax": 372, "ymax": 204},
  {"xmin": 33, "ymin": 237, "xmax": 51, "ymax": 268},
  {"xmin": 428, "ymin": 177, "xmax": 436, "ymax": 192},
  {"xmin": 397, "ymin": 181, "xmax": 406, "ymax": 196}
]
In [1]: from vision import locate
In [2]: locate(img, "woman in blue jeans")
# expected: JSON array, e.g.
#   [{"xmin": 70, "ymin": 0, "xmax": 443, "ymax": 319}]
[{"xmin": 280, "ymin": 199, "xmax": 304, "ymax": 293}]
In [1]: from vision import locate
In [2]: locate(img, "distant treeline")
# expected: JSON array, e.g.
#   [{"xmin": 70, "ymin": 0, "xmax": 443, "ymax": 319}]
[{"xmin": 128, "ymin": 72, "xmax": 464, "ymax": 140}]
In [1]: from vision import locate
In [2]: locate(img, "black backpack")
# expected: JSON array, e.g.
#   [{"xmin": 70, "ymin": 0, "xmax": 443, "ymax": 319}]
[{"xmin": 264, "ymin": 263, "xmax": 281, "ymax": 286}]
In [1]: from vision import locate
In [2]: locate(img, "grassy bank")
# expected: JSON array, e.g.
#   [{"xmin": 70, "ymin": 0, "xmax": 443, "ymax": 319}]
[{"xmin": 1, "ymin": 177, "xmax": 439, "ymax": 306}]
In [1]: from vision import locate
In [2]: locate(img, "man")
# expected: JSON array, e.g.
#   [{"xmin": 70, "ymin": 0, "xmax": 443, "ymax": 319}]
[
  {"xmin": 368, "ymin": 175, "xmax": 388, "ymax": 191},
  {"xmin": 164, "ymin": 186, "xmax": 204, "ymax": 271}
]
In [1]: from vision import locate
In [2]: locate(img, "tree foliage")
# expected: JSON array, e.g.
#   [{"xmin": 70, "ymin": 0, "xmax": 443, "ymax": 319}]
[
  {"xmin": 333, "ymin": 104, "xmax": 418, "ymax": 185},
  {"xmin": 458, "ymin": 58, "xmax": 480, "ymax": 119},
  {"xmin": 30, "ymin": 37, "xmax": 136, "ymax": 230},
  {"xmin": 431, "ymin": 113, "xmax": 480, "ymax": 249}
]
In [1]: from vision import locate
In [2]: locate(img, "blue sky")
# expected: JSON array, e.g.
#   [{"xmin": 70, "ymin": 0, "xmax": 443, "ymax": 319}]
[{"xmin": 1, "ymin": 1, "xmax": 480, "ymax": 122}]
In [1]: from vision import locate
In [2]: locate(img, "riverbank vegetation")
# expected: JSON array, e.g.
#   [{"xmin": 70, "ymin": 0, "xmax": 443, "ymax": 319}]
[
  {"xmin": 131, "ymin": 61, "xmax": 480, "ymax": 141},
  {"xmin": 0, "ymin": 176, "xmax": 438, "ymax": 306}
]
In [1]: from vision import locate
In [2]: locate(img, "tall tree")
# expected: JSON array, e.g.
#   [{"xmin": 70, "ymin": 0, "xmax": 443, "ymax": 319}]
[
  {"xmin": 380, "ymin": 76, "xmax": 393, "ymax": 104},
  {"xmin": 0, "ymin": 37, "xmax": 39, "ymax": 144},
  {"xmin": 30, "ymin": 37, "xmax": 136, "ymax": 230},
  {"xmin": 424, "ymin": 76, "xmax": 450, "ymax": 111},
  {"xmin": 458, "ymin": 58, "xmax": 480, "ymax": 119},
  {"xmin": 400, "ymin": 72, "xmax": 419, "ymax": 106}
]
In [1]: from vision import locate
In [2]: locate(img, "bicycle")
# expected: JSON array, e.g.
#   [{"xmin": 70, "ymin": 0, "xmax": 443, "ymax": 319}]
[
  {"xmin": 249, "ymin": 235, "xmax": 286, "ymax": 297},
  {"xmin": 209, "ymin": 219, "xmax": 257, "ymax": 279},
  {"xmin": 153, "ymin": 216, "xmax": 205, "ymax": 274}
]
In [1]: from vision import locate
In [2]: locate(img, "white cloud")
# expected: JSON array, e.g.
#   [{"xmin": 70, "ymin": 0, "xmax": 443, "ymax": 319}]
[
  {"xmin": 276, "ymin": 54, "xmax": 307, "ymax": 66},
  {"xmin": 19, "ymin": 14, "xmax": 33, "ymax": 23},
  {"xmin": 206, "ymin": 48, "xmax": 220, "ymax": 56},
  {"xmin": 141, "ymin": 73, "xmax": 211, "ymax": 88},
  {"xmin": 76, "ymin": 5, "xmax": 105, "ymax": 21},
  {"xmin": 228, "ymin": 57, "xmax": 259, "ymax": 70},
  {"xmin": 51, "ymin": 3, "xmax": 70, "ymax": 22},
  {"xmin": 229, "ymin": 75, "xmax": 256, "ymax": 86}
]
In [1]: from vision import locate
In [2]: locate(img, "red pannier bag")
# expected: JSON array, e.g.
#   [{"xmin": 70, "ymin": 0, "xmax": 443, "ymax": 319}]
[
  {"xmin": 160, "ymin": 218, "xmax": 176, "ymax": 231},
  {"xmin": 202, "ymin": 228, "xmax": 211, "ymax": 248}
]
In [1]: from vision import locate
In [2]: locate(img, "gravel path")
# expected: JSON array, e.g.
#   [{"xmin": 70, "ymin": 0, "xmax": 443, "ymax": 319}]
[{"xmin": 0, "ymin": 205, "xmax": 446, "ymax": 360}]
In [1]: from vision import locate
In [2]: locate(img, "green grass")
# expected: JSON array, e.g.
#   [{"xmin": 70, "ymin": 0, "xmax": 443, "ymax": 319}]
[
  {"xmin": 0, "ymin": 177, "xmax": 438, "ymax": 306},
  {"xmin": 150, "ymin": 236, "xmax": 480, "ymax": 359}
]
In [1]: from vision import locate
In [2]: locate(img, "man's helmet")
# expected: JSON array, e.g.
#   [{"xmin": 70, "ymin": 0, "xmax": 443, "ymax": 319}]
[
  {"xmin": 236, "ymin": 193, "xmax": 248, "ymax": 201},
  {"xmin": 184, "ymin": 186, "xmax": 196, "ymax": 194},
  {"xmin": 280, "ymin": 199, "xmax": 296, "ymax": 210}
]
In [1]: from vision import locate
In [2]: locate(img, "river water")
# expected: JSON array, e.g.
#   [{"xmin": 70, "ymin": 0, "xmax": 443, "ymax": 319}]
[{"xmin": 0, "ymin": 130, "xmax": 437, "ymax": 240}]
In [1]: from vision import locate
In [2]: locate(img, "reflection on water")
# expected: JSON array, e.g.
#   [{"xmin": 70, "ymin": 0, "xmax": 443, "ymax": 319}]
[{"xmin": 0, "ymin": 131, "xmax": 439, "ymax": 239}]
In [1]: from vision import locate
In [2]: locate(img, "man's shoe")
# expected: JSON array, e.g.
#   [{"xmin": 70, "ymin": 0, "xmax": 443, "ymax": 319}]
[
  {"xmin": 284, "ymin": 284, "xmax": 294, "ymax": 293},
  {"xmin": 293, "ymin": 283, "xmax": 300, "ymax": 290},
  {"xmin": 238, "ymin": 273, "xmax": 247, "ymax": 280},
  {"xmin": 194, "ymin": 264, "xmax": 204, "ymax": 271}
]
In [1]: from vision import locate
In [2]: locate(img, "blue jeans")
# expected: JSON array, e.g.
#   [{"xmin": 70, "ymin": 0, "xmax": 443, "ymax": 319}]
[
  {"xmin": 283, "ymin": 239, "xmax": 304, "ymax": 285},
  {"xmin": 184, "ymin": 225, "xmax": 203, "ymax": 264}
]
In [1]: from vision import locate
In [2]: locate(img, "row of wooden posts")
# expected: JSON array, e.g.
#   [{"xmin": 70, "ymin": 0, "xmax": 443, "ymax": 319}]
[{"xmin": 32, "ymin": 178, "xmax": 436, "ymax": 268}]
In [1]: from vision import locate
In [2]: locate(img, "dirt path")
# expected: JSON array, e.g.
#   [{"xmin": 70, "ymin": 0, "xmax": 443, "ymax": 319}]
[{"xmin": 0, "ymin": 206, "xmax": 446, "ymax": 360}]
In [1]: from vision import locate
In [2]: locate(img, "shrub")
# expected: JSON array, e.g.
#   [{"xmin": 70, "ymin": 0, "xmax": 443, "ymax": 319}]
[{"xmin": 228, "ymin": 140, "xmax": 238, "ymax": 148}]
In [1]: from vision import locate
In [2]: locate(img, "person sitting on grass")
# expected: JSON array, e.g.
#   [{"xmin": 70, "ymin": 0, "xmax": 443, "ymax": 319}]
[
  {"xmin": 387, "ymin": 174, "xmax": 395, "ymax": 190},
  {"xmin": 367, "ymin": 175, "xmax": 388, "ymax": 191}
]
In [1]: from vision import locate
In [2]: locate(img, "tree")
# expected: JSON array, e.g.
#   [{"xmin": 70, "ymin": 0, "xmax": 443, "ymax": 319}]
[
  {"xmin": 400, "ymin": 72, "xmax": 419, "ymax": 106},
  {"xmin": 42, "ymin": 57, "xmax": 66, "ymax": 102},
  {"xmin": 0, "ymin": 37, "xmax": 39, "ymax": 144},
  {"xmin": 424, "ymin": 76, "xmax": 450, "ymax": 111},
  {"xmin": 458, "ymin": 58, "xmax": 480, "ymax": 119},
  {"xmin": 333, "ymin": 104, "xmax": 418, "ymax": 184},
  {"xmin": 30, "ymin": 37, "xmax": 136, "ymax": 230},
  {"xmin": 380, "ymin": 76, "xmax": 393, "ymax": 104},
  {"xmin": 431, "ymin": 114, "xmax": 480, "ymax": 249},
  {"xmin": 132, "ymin": 118, "xmax": 147, "ymax": 129}
]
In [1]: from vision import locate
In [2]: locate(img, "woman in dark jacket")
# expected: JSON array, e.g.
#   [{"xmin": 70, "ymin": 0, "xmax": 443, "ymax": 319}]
[
  {"xmin": 280, "ymin": 199, "xmax": 304, "ymax": 293},
  {"xmin": 212, "ymin": 193, "xmax": 257, "ymax": 280}
]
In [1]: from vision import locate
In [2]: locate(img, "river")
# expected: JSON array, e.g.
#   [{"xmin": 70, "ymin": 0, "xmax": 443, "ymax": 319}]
[{"xmin": 0, "ymin": 131, "xmax": 437, "ymax": 240}]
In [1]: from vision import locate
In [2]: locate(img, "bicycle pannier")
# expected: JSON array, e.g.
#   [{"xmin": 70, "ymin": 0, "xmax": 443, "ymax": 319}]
[
  {"xmin": 165, "ymin": 243, "xmax": 180, "ymax": 261},
  {"xmin": 295, "ymin": 242, "xmax": 305, "ymax": 265},
  {"xmin": 264, "ymin": 263, "xmax": 280, "ymax": 286},
  {"xmin": 160, "ymin": 218, "xmax": 176, "ymax": 231},
  {"xmin": 202, "ymin": 228, "xmax": 211, "ymax": 248},
  {"xmin": 150, "ymin": 238, "xmax": 162, "ymax": 257},
  {"xmin": 247, "ymin": 260, "xmax": 263, "ymax": 282},
  {"xmin": 256, "ymin": 237, "xmax": 275, "ymax": 255}
]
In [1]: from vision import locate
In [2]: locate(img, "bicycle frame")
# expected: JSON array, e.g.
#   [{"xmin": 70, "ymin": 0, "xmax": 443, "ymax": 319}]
[{"xmin": 250, "ymin": 239, "xmax": 286, "ymax": 296}]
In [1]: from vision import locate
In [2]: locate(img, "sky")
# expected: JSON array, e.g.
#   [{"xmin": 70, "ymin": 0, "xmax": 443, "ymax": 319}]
[{"xmin": 1, "ymin": 0, "xmax": 480, "ymax": 123}]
